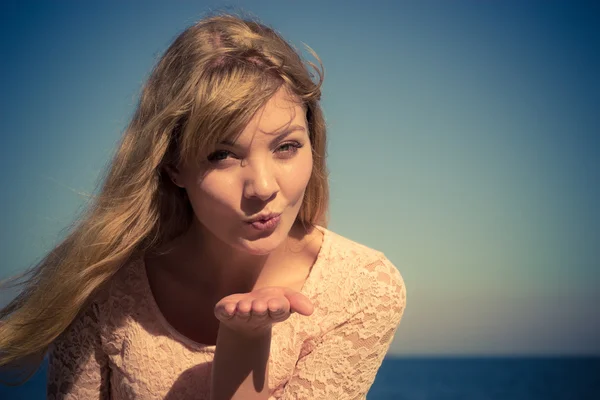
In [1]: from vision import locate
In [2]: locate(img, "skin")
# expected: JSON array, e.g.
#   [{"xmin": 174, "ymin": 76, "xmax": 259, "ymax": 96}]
[{"xmin": 166, "ymin": 85, "xmax": 316, "ymax": 336}]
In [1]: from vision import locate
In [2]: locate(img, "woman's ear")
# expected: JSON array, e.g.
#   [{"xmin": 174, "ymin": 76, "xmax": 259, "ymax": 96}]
[{"xmin": 164, "ymin": 164, "xmax": 184, "ymax": 188}]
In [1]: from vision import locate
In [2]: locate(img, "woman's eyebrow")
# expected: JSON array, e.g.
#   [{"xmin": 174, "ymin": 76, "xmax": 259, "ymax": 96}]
[{"xmin": 220, "ymin": 125, "xmax": 306, "ymax": 146}]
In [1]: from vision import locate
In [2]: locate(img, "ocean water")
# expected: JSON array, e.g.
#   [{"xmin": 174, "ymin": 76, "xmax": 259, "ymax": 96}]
[
  {"xmin": 369, "ymin": 357, "xmax": 600, "ymax": 399},
  {"xmin": 1, "ymin": 356, "xmax": 599, "ymax": 399}
]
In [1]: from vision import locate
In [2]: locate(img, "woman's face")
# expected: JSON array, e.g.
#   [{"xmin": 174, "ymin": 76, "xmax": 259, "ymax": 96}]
[{"xmin": 173, "ymin": 86, "xmax": 313, "ymax": 255}]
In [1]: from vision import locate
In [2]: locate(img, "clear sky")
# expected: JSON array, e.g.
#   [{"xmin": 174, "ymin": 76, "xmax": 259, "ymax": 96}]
[{"xmin": 1, "ymin": 0, "xmax": 598, "ymax": 356}]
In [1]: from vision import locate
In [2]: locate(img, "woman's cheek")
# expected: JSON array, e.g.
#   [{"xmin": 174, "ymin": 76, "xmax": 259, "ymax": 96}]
[
  {"xmin": 293, "ymin": 153, "xmax": 314, "ymax": 188},
  {"xmin": 189, "ymin": 176, "xmax": 235, "ymax": 215}
]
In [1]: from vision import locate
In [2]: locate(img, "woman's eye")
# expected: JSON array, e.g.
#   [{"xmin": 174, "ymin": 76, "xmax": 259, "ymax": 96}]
[
  {"xmin": 277, "ymin": 142, "xmax": 302, "ymax": 154},
  {"xmin": 207, "ymin": 142, "xmax": 302, "ymax": 163},
  {"xmin": 207, "ymin": 150, "xmax": 232, "ymax": 162}
]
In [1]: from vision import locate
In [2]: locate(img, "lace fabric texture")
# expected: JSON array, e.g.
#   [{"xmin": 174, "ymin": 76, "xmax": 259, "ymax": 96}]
[{"xmin": 47, "ymin": 227, "xmax": 407, "ymax": 399}]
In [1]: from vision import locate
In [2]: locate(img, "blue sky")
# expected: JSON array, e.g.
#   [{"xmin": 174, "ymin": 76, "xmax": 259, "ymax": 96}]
[{"xmin": 1, "ymin": 1, "xmax": 598, "ymax": 356}]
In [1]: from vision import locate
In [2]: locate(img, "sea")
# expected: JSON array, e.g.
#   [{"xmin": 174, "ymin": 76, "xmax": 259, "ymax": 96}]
[{"xmin": 1, "ymin": 356, "xmax": 598, "ymax": 399}]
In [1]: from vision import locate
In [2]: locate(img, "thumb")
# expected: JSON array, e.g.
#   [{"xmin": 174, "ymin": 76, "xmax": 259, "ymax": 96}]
[{"xmin": 284, "ymin": 289, "xmax": 314, "ymax": 316}]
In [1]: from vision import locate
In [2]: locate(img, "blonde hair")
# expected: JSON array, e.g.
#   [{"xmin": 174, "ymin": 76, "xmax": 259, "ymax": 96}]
[{"xmin": 0, "ymin": 11, "xmax": 328, "ymax": 382}]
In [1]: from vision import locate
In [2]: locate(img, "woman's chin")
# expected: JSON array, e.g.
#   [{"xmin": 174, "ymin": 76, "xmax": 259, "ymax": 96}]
[
  {"xmin": 241, "ymin": 241, "xmax": 278, "ymax": 255},
  {"xmin": 238, "ymin": 234, "xmax": 284, "ymax": 255}
]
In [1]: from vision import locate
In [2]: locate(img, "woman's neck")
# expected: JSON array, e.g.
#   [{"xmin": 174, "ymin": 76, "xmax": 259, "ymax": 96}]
[{"xmin": 157, "ymin": 219, "xmax": 308, "ymax": 299}]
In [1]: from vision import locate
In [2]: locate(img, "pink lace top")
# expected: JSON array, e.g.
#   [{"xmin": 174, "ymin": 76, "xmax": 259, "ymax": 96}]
[{"xmin": 47, "ymin": 227, "xmax": 407, "ymax": 399}]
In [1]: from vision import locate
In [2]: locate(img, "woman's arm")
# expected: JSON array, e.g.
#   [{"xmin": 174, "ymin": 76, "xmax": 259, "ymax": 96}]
[
  {"xmin": 211, "ymin": 286, "xmax": 314, "ymax": 400},
  {"xmin": 210, "ymin": 324, "xmax": 271, "ymax": 400},
  {"xmin": 47, "ymin": 301, "xmax": 111, "ymax": 400}
]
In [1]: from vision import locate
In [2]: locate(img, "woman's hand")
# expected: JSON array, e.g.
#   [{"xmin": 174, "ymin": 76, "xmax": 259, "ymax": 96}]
[{"xmin": 214, "ymin": 287, "xmax": 314, "ymax": 337}]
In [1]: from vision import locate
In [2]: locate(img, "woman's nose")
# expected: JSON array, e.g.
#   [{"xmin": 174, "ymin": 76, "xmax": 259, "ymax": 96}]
[{"xmin": 242, "ymin": 160, "xmax": 279, "ymax": 201}]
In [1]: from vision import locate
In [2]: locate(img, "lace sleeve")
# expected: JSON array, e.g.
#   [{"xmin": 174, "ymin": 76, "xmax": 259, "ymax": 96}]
[
  {"xmin": 46, "ymin": 301, "xmax": 111, "ymax": 399},
  {"xmin": 279, "ymin": 256, "xmax": 407, "ymax": 400}
]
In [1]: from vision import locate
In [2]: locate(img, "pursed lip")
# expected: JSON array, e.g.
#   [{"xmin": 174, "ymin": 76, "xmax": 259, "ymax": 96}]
[{"xmin": 245, "ymin": 212, "xmax": 281, "ymax": 224}]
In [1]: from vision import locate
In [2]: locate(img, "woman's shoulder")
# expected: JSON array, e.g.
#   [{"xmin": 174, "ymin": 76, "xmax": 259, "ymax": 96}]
[
  {"xmin": 80, "ymin": 257, "xmax": 155, "ymax": 350},
  {"xmin": 318, "ymin": 227, "xmax": 406, "ymax": 304},
  {"xmin": 322, "ymin": 227, "xmax": 401, "ymax": 270},
  {"xmin": 87, "ymin": 256, "xmax": 149, "ymax": 320},
  {"xmin": 323, "ymin": 227, "xmax": 385, "ymax": 259}
]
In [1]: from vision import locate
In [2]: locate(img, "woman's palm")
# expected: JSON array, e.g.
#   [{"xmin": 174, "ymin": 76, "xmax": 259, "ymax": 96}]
[{"xmin": 213, "ymin": 286, "xmax": 314, "ymax": 336}]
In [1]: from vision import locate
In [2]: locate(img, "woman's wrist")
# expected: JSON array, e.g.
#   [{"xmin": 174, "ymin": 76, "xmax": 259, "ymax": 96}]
[
  {"xmin": 218, "ymin": 322, "xmax": 273, "ymax": 340},
  {"xmin": 211, "ymin": 323, "xmax": 272, "ymax": 400}
]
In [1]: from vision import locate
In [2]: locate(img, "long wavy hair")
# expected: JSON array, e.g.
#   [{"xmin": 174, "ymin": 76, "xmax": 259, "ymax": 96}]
[{"xmin": 0, "ymin": 11, "xmax": 328, "ymax": 382}]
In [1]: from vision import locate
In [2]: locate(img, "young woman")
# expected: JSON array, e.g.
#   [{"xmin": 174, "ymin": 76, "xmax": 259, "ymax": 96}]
[{"xmin": 0, "ymin": 13, "xmax": 407, "ymax": 399}]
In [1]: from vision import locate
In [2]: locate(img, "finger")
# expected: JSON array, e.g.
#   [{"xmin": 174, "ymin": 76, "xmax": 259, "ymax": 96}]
[
  {"xmin": 236, "ymin": 299, "xmax": 253, "ymax": 318},
  {"xmin": 251, "ymin": 299, "xmax": 269, "ymax": 316},
  {"xmin": 284, "ymin": 291, "xmax": 314, "ymax": 316},
  {"xmin": 224, "ymin": 303, "xmax": 236, "ymax": 316},
  {"xmin": 215, "ymin": 302, "xmax": 235, "ymax": 320},
  {"xmin": 267, "ymin": 298, "xmax": 287, "ymax": 313},
  {"xmin": 267, "ymin": 298, "xmax": 289, "ymax": 319}
]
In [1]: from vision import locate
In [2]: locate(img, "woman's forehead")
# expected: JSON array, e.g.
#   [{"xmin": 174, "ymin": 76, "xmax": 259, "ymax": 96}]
[{"xmin": 235, "ymin": 89, "xmax": 307, "ymax": 141}]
